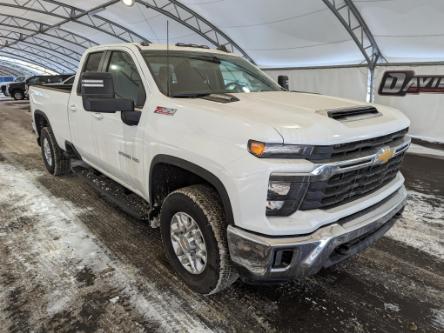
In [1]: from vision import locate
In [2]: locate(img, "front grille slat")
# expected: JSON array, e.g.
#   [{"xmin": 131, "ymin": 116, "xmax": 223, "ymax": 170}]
[
  {"xmin": 309, "ymin": 128, "xmax": 408, "ymax": 161},
  {"xmin": 301, "ymin": 156, "xmax": 404, "ymax": 210},
  {"xmin": 300, "ymin": 128, "xmax": 408, "ymax": 210}
]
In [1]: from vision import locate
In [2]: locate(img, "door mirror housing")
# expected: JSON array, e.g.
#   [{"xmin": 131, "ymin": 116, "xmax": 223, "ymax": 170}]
[
  {"xmin": 277, "ymin": 75, "xmax": 289, "ymax": 90},
  {"xmin": 80, "ymin": 72, "xmax": 134, "ymax": 113},
  {"xmin": 121, "ymin": 111, "xmax": 142, "ymax": 126}
]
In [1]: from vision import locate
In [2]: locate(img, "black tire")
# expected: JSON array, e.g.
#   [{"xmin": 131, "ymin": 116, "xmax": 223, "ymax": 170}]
[
  {"xmin": 40, "ymin": 127, "xmax": 71, "ymax": 176},
  {"xmin": 160, "ymin": 185, "xmax": 238, "ymax": 295},
  {"xmin": 12, "ymin": 91, "xmax": 24, "ymax": 100}
]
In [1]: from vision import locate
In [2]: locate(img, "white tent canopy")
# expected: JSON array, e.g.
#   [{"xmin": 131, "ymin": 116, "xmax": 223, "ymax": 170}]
[
  {"xmin": 355, "ymin": 0, "xmax": 444, "ymax": 64},
  {"xmin": 1, "ymin": 0, "xmax": 443, "ymax": 143},
  {"xmin": 0, "ymin": 0, "xmax": 443, "ymax": 75}
]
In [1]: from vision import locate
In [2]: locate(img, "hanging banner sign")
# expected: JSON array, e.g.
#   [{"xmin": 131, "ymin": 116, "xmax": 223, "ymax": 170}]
[{"xmin": 378, "ymin": 71, "xmax": 444, "ymax": 96}]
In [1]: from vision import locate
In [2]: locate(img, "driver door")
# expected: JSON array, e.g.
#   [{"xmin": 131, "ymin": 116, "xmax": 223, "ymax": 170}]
[
  {"xmin": 69, "ymin": 51, "xmax": 105, "ymax": 164},
  {"xmin": 89, "ymin": 49, "xmax": 147, "ymax": 192}
]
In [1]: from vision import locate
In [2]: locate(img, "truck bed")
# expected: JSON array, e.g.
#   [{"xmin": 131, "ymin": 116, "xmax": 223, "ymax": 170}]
[
  {"xmin": 33, "ymin": 84, "xmax": 73, "ymax": 92},
  {"xmin": 29, "ymin": 85, "xmax": 72, "ymax": 149}
]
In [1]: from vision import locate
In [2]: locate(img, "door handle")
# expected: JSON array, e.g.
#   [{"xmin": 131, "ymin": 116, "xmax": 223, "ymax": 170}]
[
  {"xmin": 69, "ymin": 105, "xmax": 77, "ymax": 112},
  {"xmin": 93, "ymin": 113, "xmax": 104, "ymax": 120}
]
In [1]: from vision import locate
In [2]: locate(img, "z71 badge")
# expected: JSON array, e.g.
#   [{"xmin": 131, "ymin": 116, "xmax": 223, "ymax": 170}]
[{"xmin": 154, "ymin": 106, "xmax": 177, "ymax": 116}]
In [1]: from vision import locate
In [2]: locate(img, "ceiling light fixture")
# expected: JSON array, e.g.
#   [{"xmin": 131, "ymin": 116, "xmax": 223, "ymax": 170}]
[{"xmin": 121, "ymin": 0, "xmax": 135, "ymax": 6}]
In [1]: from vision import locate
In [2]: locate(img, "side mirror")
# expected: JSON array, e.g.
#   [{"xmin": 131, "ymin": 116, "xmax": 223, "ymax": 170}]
[
  {"xmin": 81, "ymin": 72, "xmax": 134, "ymax": 113},
  {"xmin": 121, "ymin": 110, "xmax": 142, "ymax": 126},
  {"xmin": 277, "ymin": 75, "xmax": 289, "ymax": 90}
]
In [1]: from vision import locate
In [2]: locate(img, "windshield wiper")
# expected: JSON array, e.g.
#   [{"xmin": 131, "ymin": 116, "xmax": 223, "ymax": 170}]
[
  {"xmin": 171, "ymin": 92, "xmax": 212, "ymax": 98},
  {"xmin": 189, "ymin": 56, "xmax": 221, "ymax": 64}
]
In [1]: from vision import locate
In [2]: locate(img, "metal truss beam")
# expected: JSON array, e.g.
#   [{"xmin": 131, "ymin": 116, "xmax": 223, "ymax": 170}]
[
  {"xmin": 0, "ymin": 31, "xmax": 82, "ymax": 64},
  {"xmin": 0, "ymin": 66, "xmax": 20, "ymax": 77},
  {"xmin": 0, "ymin": 0, "xmax": 148, "ymax": 45},
  {"xmin": 0, "ymin": 14, "xmax": 98, "ymax": 50},
  {"xmin": 0, "ymin": 1, "xmax": 149, "ymax": 75},
  {"xmin": 322, "ymin": 0, "xmax": 384, "ymax": 68},
  {"xmin": 0, "ymin": 59, "xmax": 38, "ymax": 76},
  {"xmin": 0, "ymin": 69, "xmax": 13, "ymax": 76},
  {"xmin": 137, "ymin": 0, "xmax": 254, "ymax": 63},
  {"xmin": 0, "ymin": 65, "xmax": 25, "ymax": 77},
  {"xmin": 0, "ymin": 27, "xmax": 84, "ymax": 59},
  {"xmin": 0, "ymin": 0, "xmax": 253, "ymax": 75},
  {"xmin": 0, "ymin": 50, "xmax": 62, "ymax": 74},
  {"xmin": 1, "ymin": 43, "xmax": 77, "ymax": 73}
]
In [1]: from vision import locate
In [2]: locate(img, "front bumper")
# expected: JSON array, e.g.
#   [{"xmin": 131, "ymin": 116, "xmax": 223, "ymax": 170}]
[{"xmin": 227, "ymin": 186, "xmax": 407, "ymax": 281}]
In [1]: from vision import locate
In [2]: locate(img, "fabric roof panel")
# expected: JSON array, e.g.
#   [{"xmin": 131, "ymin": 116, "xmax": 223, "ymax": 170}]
[
  {"xmin": 354, "ymin": 0, "xmax": 444, "ymax": 63},
  {"xmin": 180, "ymin": 0, "xmax": 365, "ymax": 67}
]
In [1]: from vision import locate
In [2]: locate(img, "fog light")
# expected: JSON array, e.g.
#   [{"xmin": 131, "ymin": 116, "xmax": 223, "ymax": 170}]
[
  {"xmin": 266, "ymin": 200, "xmax": 284, "ymax": 211},
  {"xmin": 273, "ymin": 249, "xmax": 294, "ymax": 269},
  {"xmin": 268, "ymin": 182, "xmax": 291, "ymax": 197},
  {"xmin": 266, "ymin": 174, "xmax": 309, "ymax": 216}
]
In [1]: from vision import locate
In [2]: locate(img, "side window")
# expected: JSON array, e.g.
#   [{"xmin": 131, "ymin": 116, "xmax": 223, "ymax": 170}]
[
  {"xmin": 78, "ymin": 52, "xmax": 104, "ymax": 93},
  {"xmin": 83, "ymin": 52, "xmax": 104, "ymax": 72},
  {"xmin": 106, "ymin": 51, "xmax": 146, "ymax": 107}
]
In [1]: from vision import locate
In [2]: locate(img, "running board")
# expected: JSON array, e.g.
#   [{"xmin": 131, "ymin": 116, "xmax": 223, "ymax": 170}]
[{"xmin": 72, "ymin": 163, "xmax": 159, "ymax": 227}]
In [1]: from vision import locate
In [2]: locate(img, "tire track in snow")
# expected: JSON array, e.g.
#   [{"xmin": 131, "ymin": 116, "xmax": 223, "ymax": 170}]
[
  {"xmin": 0, "ymin": 102, "xmax": 275, "ymax": 332},
  {"xmin": 0, "ymin": 159, "xmax": 211, "ymax": 333}
]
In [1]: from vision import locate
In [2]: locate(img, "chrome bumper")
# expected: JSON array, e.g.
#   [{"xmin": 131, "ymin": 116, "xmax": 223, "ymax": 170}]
[{"xmin": 227, "ymin": 186, "xmax": 407, "ymax": 281}]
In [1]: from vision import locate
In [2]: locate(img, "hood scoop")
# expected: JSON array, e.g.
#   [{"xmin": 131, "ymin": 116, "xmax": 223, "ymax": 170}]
[
  {"xmin": 318, "ymin": 106, "xmax": 381, "ymax": 122},
  {"xmin": 201, "ymin": 93, "xmax": 240, "ymax": 104}
]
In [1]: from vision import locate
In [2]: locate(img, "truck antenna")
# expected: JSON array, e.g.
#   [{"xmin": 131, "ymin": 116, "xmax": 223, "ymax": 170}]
[{"xmin": 166, "ymin": 20, "xmax": 171, "ymax": 97}]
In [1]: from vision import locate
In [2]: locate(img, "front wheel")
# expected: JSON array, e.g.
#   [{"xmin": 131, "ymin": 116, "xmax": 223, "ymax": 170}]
[
  {"xmin": 160, "ymin": 185, "xmax": 238, "ymax": 294},
  {"xmin": 40, "ymin": 127, "xmax": 71, "ymax": 176}
]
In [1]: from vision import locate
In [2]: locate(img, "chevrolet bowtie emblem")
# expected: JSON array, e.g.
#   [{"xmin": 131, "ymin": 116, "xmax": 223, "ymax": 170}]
[{"xmin": 374, "ymin": 146, "xmax": 395, "ymax": 165}]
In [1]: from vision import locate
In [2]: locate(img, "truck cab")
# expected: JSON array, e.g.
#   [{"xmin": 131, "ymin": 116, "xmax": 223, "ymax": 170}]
[{"xmin": 29, "ymin": 43, "xmax": 410, "ymax": 294}]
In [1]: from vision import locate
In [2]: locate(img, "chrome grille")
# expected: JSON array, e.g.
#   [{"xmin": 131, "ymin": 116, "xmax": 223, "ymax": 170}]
[
  {"xmin": 301, "ymin": 152, "xmax": 406, "ymax": 210},
  {"xmin": 309, "ymin": 128, "xmax": 409, "ymax": 161}
]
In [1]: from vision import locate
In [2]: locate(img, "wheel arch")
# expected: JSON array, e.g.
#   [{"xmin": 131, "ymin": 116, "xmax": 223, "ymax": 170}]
[
  {"xmin": 34, "ymin": 110, "xmax": 51, "ymax": 142},
  {"xmin": 149, "ymin": 155, "xmax": 235, "ymax": 226}
]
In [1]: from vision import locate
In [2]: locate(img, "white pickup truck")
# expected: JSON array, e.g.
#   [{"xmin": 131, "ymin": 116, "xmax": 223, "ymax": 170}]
[{"xmin": 30, "ymin": 43, "xmax": 410, "ymax": 294}]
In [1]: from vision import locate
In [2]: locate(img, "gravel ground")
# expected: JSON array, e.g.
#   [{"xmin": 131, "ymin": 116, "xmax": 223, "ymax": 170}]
[{"xmin": 0, "ymin": 99, "xmax": 443, "ymax": 333}]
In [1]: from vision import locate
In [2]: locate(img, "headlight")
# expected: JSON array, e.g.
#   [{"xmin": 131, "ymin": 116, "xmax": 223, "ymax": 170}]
[
  {"xmin": 266, "ymin": 175, "xmax": 309, "ymax": 216},
  {"xmin": 248, "ymin": 140, "xmax": 314, "ymax": 159}
]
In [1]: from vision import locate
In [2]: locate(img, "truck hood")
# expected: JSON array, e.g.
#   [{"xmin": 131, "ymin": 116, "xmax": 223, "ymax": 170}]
[{"xmin": 174, "ymin": 91, "xmax": 410, "ymax": 145}]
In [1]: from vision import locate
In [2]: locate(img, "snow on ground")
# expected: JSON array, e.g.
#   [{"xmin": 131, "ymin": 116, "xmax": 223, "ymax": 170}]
[
  {"xmin": 0, "ymin": 159, "xmax": 211, "ymax": 332},
  {"xmin": 431, "ymin": 309, "xmax": 444, "ymax": 331},
  {"xmin": 2, "ymin": 99, "xmax": 443, "ymax": 332},
  {"xmin": 408, "ymin": 143, "xmax": 444, "ymax": 159},
  {"xmin": 387, "ymin": 189, "xmax": 444, "ymax": 260}
]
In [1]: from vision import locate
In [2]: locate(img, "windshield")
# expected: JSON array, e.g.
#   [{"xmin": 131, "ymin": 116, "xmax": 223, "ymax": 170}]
[{"xmin": 142, "ymin": 50, "xmax": 282, "ymax": 97}]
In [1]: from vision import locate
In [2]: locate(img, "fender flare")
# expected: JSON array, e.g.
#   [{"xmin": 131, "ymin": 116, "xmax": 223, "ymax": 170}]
[
  {"xmin": 150, "ymin": 154, "xmax": 235, "ymax": 226},
  {"xmin": 33, "ymin": 110, "xmax": 52, "ymax": 136}
]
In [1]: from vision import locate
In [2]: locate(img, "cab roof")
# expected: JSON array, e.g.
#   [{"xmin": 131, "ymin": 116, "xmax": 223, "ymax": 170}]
[{"xmin": 87, "ymin": 43, "xmax": 239, "ymax": 58}]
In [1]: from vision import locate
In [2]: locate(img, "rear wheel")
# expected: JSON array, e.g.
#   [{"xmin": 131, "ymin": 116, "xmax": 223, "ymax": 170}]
[
  {"xmin": 12, "ymin": 91, "xmax": 24, "ymax": 100},
  {"xmin": 160, "ymin": 185, "xmax": 238, "ymax": 294},
  {"xmin": 40, "ymin": 127, "xmax": 71, "ymax": 176}
]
